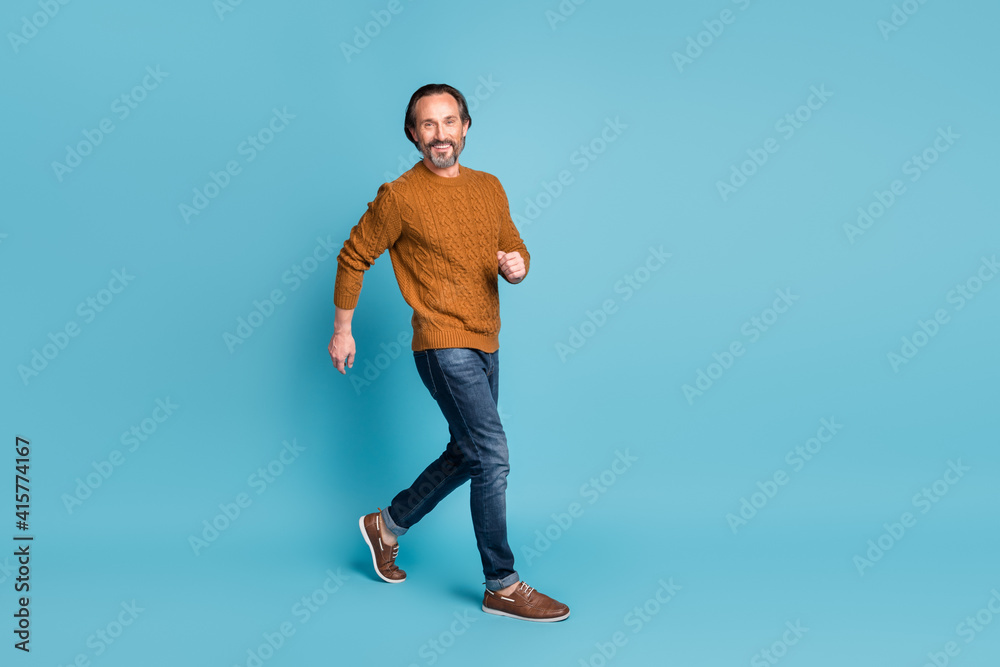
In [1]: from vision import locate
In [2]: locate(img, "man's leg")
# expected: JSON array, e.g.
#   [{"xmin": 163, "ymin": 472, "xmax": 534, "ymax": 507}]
[
  {"xmin": 360, "ymin": 356, "xmax": 472, "ymax": 583},
  {"xmin": 381, "ymin": 425, "xmax": 471, "ymax": 539},
  {"xmin": 385, "ymin": 347, "xmax": 517, "ymax": 590},
  {"xmin": 370, "ymin": 347, "xmax": 569, "ymax": 620}
]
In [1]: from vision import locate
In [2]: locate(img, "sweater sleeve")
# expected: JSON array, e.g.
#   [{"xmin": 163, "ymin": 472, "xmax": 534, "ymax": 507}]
[
  {"xmin": 494, "ymin": 178, "xmax": 530, "ymax": 283},
  {"xmin": 334, "ymin": 182, "xmax": 403, "ymax": 309}
]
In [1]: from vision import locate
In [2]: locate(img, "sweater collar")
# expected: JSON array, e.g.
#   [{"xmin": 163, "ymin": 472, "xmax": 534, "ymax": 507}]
[{"xmin": 414, "ymin": 159, "xmax": 470, "ymax": 186}]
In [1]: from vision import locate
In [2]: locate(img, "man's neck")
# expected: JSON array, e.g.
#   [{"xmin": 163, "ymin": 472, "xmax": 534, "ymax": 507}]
[{"xmin": 422, "ymin": 157, "xmax": 461, "ymax": 178}]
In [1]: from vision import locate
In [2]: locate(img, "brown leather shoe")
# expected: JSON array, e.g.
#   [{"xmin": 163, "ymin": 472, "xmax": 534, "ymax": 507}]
[
  {"xmin": 482, "ymin": 582, "xmax": 569, "ymax": 622},
  {"xmin": 359, "ymin": 510, "xmax": 405, "ymax": 583}
]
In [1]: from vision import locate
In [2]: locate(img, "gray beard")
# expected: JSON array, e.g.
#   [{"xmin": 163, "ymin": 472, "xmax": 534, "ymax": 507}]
[
  {"xmin": 424, "ymin": 139, "xmax": 463, "ymax": 168},
  {"xmin": 429, "ymin": 151, "xmax": 457, "ymax": 168}
]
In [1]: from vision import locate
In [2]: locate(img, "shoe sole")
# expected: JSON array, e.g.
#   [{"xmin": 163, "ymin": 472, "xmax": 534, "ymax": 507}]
[
  {"xmin": 358, "ymin": 515, "xmax": 405, "ymax": 584},
  {"xmin": 481, "ymin": 604, "xmax": 570, "ymax": 622}
]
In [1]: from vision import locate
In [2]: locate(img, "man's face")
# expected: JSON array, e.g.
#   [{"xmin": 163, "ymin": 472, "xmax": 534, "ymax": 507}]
[{"xmin": 409, "ymin": 93, "xmax": 469, "ymax": 169}]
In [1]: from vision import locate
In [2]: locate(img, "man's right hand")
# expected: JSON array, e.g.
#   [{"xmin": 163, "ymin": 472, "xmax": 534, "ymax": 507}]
[{"xmin": 329, "ymin": 330, "xmax": 356, "ymax": 375}]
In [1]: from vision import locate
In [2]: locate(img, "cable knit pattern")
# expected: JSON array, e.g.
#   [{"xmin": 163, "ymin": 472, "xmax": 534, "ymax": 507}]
[{"xmin": 334, "ymin": 161, "xmax": 530, "ymax": 353}]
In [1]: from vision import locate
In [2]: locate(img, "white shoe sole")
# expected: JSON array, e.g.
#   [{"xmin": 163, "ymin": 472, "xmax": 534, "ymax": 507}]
[
  {"xmin": 359, "ymin": 515, "xmax": 405, "ymax": 584},
  {"xmin": 481, "ymin": 604, "xmax": 570, "ymax": 622}
]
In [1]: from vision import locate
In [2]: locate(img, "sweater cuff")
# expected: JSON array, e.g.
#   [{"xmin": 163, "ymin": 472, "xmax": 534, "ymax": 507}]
[{"xmin": 333, "ymin": 291, "xmax": 359, "ymax": 309}]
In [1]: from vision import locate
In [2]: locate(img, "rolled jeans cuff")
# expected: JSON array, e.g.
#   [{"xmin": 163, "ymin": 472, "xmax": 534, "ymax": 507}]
[
  {"xmin": 381, "ymin": 506, "xmax": 407, "ymax": 537},
  {"xmin": 484, "ymin": 572, "xmax": 519, "ymax": 592}
]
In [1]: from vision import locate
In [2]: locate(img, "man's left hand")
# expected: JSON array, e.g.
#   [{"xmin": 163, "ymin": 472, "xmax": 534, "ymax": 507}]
[{"xmin": 497, "ymin": 250, "xmax": 526, "ymax": 284}]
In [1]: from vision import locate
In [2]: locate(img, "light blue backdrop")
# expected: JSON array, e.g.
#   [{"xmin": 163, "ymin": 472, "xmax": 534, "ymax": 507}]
[{"xmin": 2, "ymin": 0, "xmax": 999, "ymax": 665}]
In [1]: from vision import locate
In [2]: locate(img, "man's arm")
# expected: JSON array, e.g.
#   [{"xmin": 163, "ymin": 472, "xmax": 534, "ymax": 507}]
[
  {"xmin": 494, "ymin": 178, "xmax": 530, "ymax": 284},
  {"xmin": 329, "ymin": 183, "xmax": 402, "ymax": 374},
  {"xmin": 333, "ymin": 183, "xmax": 403, "ymax": 309},
  {"xmin": 329, "ymin": 306, "xmax": 355, "ymax": 375}
]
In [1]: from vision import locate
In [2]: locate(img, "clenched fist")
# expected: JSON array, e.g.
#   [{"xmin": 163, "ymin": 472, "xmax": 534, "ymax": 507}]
[{"xmin": 497, "ymin": 250, "xmax": 526, "ymax": 284}]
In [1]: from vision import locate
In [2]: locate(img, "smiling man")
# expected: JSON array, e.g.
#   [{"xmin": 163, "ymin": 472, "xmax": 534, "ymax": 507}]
[{"xmin": 328, "ymin": 83, "xmax": 569, "ymax": 622}]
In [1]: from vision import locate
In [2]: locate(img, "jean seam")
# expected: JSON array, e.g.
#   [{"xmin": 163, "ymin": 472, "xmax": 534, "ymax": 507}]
[
  {"xmin": 434, "ymin": 353, "xmax": 494, "ymax": 546},
  {"xmin": 434, "ymin": 358, "xmax": 483, "ymax": 467},
  {"xmin": 420, "ymin": 351, "xmax": 437, "ymax": 397}
]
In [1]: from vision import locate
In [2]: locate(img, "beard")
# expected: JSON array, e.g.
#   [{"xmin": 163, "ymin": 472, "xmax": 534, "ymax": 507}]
[{"xmin": 420, "ymin": 134, "xmax": 465, "ymax": 168}]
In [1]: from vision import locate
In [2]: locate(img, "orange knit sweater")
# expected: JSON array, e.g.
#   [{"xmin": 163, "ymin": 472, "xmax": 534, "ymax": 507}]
[{"xmin": 334, "ymin": 160, "xmax": 530, "ymax": 353}]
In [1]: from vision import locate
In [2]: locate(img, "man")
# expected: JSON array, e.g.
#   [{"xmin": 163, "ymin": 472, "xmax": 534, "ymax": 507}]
[{"xmin": 328, "ymin": 83, "xmax": 569, "ymax": 622}]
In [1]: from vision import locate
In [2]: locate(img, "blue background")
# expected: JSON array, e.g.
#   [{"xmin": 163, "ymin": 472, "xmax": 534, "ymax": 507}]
[{"xmin": 2, "ymin": 0, "xmax": 999, "ymax": 665}]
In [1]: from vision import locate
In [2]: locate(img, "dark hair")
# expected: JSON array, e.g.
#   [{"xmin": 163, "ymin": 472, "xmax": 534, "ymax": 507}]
[{"xmin": 404, "ymin": 83, "xmax": 472, "ymax": 147}]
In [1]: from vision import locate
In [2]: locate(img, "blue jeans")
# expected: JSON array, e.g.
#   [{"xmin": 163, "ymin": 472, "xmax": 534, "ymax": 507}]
[{"xmin": 380, "ymin": 347, "xmax": 519, "ymax": 591}]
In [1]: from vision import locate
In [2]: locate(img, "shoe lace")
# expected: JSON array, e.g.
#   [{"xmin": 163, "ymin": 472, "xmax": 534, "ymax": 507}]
[
  {"xmin": 376, "ymin": 508, "xmax": 401, "ymax": 572},
  {"xmin": 518, "ymin": 582, "xmax": 534, "ymax": 598},
  {"xmin": 386, "ymin": 545, "xmax": 400, "ymax": 573}
]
